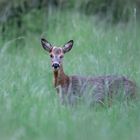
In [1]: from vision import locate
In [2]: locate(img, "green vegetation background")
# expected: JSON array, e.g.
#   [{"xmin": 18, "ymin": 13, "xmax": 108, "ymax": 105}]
[{"xmin": 0, "ymin": 1, "xmax": 140, "ymax": 140}]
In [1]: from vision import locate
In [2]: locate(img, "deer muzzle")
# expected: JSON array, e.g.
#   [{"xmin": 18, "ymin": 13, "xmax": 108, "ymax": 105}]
[{"xmin": 52, "ymin": 63, "xmax": 60, "ymax": 70}]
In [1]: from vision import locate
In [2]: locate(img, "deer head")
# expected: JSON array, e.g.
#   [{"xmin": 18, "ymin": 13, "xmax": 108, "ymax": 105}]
[{"xmin": 41, "ymin": 38, "xmax": 74, "ymax": 71}]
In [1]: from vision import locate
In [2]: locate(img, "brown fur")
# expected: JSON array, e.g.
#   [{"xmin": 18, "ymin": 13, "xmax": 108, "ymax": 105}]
[
  {"xmin": 53, "ymin": 66, "xmax": 69, "ymax": 88},
  {"xmin": 53, "ymin": 65, "xmax": 136, "ymax": 105}
]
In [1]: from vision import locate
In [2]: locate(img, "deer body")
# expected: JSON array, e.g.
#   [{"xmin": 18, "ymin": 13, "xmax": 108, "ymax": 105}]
[{"xmin": 41, "ymin": 38, "xmax": 136, "ymax": 105}]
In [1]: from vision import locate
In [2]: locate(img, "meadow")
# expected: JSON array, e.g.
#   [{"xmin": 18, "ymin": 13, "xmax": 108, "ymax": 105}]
[{"xmin": 0, "ymin": 9, "xmax": 140, "ymax": 140}]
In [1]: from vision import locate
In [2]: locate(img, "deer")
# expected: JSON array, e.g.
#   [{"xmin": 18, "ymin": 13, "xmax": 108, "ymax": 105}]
[{"xmin": 41, "ymin": 38, "xmax": 136, "ymax": 106}]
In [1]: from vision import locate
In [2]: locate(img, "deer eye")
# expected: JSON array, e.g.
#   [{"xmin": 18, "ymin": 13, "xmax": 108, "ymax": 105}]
[
  {"xmin": 60, "ymin": 55, "xmax": 63, "ymax": 59},
  {"xmin": 50, "ymin": 54, "xmax": 53, "ymax": 58}
]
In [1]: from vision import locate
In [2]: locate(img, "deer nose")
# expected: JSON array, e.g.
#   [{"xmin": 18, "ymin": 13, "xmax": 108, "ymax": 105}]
[{"xmin": 52, "ymin": 63, "xmax": 60, "ymax": 69}]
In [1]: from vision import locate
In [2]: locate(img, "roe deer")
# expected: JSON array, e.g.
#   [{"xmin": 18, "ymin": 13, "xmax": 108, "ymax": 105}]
[{"xmin": 41, "ymin": 38, "xmax": 136, "ymax": 106}]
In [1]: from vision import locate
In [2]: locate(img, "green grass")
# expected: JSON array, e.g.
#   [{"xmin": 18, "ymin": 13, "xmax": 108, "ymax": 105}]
[{"xmin": 0, "ymin": 9, "xmax": 140, "ymax": 140}]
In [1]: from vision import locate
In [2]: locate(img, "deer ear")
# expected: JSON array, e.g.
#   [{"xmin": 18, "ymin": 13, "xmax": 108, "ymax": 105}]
[
  {"xmin": 41, "ymin": 38, "xmax": 52, "ymax": 52},
  {"xmin": 63, "ymin": 40, "xmax": 74, "ymax": 53}
]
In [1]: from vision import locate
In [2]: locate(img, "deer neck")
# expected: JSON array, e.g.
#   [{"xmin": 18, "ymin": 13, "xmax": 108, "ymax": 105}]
[{"xmin": 53, "ymin": 65, "xmax": 69, "ymax": 87}]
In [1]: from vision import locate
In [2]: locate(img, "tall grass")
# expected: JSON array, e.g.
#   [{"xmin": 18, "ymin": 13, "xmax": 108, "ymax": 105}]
[{"xmin": 0, "ymin": 9, "xmax": 140, "ymax": 140}]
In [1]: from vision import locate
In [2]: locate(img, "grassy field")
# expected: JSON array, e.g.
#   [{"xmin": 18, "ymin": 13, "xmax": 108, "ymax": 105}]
[{"xmin": 0, "ymin": 9, "xmax": 140, "ymax": 140}]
